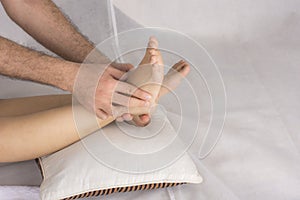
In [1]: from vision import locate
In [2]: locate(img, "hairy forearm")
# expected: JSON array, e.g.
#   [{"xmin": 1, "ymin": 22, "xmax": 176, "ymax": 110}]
[
  {"xmin": 1, "ymin": 0, "xmax": 108, "ymax": 63},
  {"xmin": 0, "ymin": 36, "xmax": 78, "ymax": 92}
]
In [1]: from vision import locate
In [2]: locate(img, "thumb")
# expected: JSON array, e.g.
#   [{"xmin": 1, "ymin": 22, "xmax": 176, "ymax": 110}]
[{"xmin": 111, "ymin": 62, "xmax": 134, "ymax": 72}]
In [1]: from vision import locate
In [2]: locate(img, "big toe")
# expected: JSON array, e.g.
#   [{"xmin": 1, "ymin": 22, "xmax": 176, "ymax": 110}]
[
  {"xmin": 171, "ymin": 60, "xmax": 190, "ymax": 77},
  {"xmin": 148, "ymin": 36, "xmax": 158, "ymax": 49}
]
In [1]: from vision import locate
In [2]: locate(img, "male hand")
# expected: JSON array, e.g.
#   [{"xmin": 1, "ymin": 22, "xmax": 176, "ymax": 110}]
[
  {"xmin": 104, "ymin": 62, "xmax": 152, "ymax": 126},
  {"xmin": 111, "ymin": 63, "xmax": 152, "ymax": 126},
  {"xmin": 73, "ymin": 62, "xmax": 152, "ymax": 120}
]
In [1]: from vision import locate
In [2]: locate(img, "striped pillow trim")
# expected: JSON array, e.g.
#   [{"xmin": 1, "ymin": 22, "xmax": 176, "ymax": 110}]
[
  {"xmin": 62, "ymin": 182, "xmax": 186, "ymax": 200},
  {"xmin": 35, "ymin": 158, "xmax": 44, "ymax": 179},
  {"xmin": 35, "ymin": 159, "xmax": 186, "ymax": 200}
]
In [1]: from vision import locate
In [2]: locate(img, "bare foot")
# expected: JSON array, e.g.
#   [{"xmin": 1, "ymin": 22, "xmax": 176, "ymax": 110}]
[
  {"xmin": 132, "ymin": 60, "xmax": 190, "ymax": 126},
  {"xmin": 124, "ymin": 37, "xmax": 164, "ymax": 116},
  {"xmin": 121, "ymin": 37, "xmax": 190, "ymax": 126},
  {"xmin": 126, "ymin": 36, "xmax": 164, "ymax": 103},
  {"xmin": 158, "ymin": 60, "xmax": 190, "ymax": 98},
  {"xmin": 115, "ymin": 37, "xmax": 163, "ymax": 125},
  {"xmin": 99, "ymin": 60, "xmax": 190, "ymax": 127}
]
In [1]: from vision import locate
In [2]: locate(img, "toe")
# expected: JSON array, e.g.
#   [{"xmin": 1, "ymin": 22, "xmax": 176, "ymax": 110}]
[
  {"xmin": 180, "ymin": 62, "xmax": 190, "ymax": 76},
  {"xmin": 116, "ymin": 117, "xmax": 124, "ymax": 122},
  {"xmin": 150, "ymin": 55, "xmax": 157, "ymax": 64},
  {"xmin": 148, "ymin": 36, "xmax": 158, "ymax": 49},
  {"xmin": 172, "ymin": 61, "xmax": 181, "ymax": 70},
  {"xmin": 172, "ymin": 60, "xmax": 185, "ymax": 71},
  {"xmin": 167, "ymin": 60, "xmax": 190, "ymax": 77},
  {"xmin": 149, "ymin": 49, "xmax": 158, "ymax": 56}
]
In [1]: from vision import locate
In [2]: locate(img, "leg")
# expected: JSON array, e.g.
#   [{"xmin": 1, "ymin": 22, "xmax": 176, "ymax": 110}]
[
  {"xmin": 0, "ymin": 104, "xmax": 87, "ymax": 162},
  {"xmin": 0, "ymin": 38, "xmax": 189, "ymax": 162},
  {"xmin": 0, "ymin": 94, "xmax": 71, "ymax": 117},
  {"xmin": 0, "ymin": 95, "xmax": 149, "ymax": 162}
]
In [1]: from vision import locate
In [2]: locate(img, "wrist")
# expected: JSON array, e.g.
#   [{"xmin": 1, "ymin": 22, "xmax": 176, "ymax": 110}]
[
  {"xmin": 85, "ymin": 50, "xmax": 111, "ymax": 64},
  {"xmin": 63, "ymin": 61, "xmax": 80, "ymax": 92}
]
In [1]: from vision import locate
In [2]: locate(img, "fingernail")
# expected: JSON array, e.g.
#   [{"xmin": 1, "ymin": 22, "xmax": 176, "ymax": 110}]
[
  {"xmin": 142, "ymin": 117, "xmax": 149, "ymax": 123},
  {"xmin": 124, "ymin": 115, "xmax": 133, "ymax": 121}
]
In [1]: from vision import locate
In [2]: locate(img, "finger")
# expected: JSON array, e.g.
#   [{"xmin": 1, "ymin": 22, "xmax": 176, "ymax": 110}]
[
  {"xmin": 140, "ymin": 114, "xmax": 150, "ymax": 123},
  {"xmin": 107, "ymin": 66, "xmax": 126, "ymax": 80},
  {"xmin": 112, "ymin": 105, "xmax": 151, "ymax": 117},
  {"xmin": 116, "ymin": 117, "xmax": 124, "ymax": 122},
  {"xmin": 132, "ymin": 87, "xmax": 152, "ymax": 101},
  {"xmin": 111, "ymin": 106, "xmax": 128, "ymax": 118},
  {"xmin": 115, "ymin": 82, "xmax": 152, "ymax": 100},
  {"xmin": 94, "ymin": 92, "xmax": 114, "ymax": 117},
  {"xmin": 131, "ymin": 114, "xmax": 151, "ymax": 127},
  {"xmin": 111, "ymin": 62, "xmax": 134, "ymax": 72},
  {"xmin": 122, "ymin": 113, "xmax": 133, "ymax": 121},
  {"xmin": 115, "ymin": 114, "xmax": 132, "ymax": 122},
  {"xmin": 96, "ymin": 109, "xmax": 108, "ymax": 120},
  {"xmin": 112, "ymin": 93, "xmax": 150, "ymax": 108}
]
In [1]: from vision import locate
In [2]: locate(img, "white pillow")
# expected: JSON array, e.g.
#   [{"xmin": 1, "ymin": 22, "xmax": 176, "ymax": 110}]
[{"xmin": 38, "ymin": 108, "xmax": 202, "ymax": 200}]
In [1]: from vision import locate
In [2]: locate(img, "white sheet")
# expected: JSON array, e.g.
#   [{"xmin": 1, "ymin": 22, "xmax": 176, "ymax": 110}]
[
  {"xmin": 0, "ymin": 186, "xmax": 39, "ymax": 200},
  {"xmin": 1, "ymin": 0, "xmax": 300, "ymax": 199},
  {"xmin": 110, "ymin": 1, "xmax": 300, "ymax": 199}
]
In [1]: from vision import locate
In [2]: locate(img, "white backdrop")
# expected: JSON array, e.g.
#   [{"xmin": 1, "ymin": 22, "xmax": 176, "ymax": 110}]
[
  {"xmin": 112, "ymin": 1, "xmax": 300, "ymax": 199},
  {"xmin": 1, "ymin": 0, "xmax": 300, "ymax": 199}
]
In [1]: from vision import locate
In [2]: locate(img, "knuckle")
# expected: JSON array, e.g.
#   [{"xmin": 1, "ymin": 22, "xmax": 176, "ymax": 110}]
[{"xmin": 108, "ymin": 80, "xmax": 117, "ymax": 90}]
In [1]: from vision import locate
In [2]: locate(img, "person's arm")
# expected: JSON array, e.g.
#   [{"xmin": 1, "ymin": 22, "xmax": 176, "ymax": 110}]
[
  {"xmin": 1, "ymin": 0, "xmax": 107, "ymax": 63},
  {"xmin": 0, "ymin": 36, "xmax": 78, "ymax": 92},
  {"xmin": 0, "ymin": 36, "xmax": 151, "ymax": 119},
  {"xmin": 0, "ymin": 0, "xmax": 152, "ymax": 124}
]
